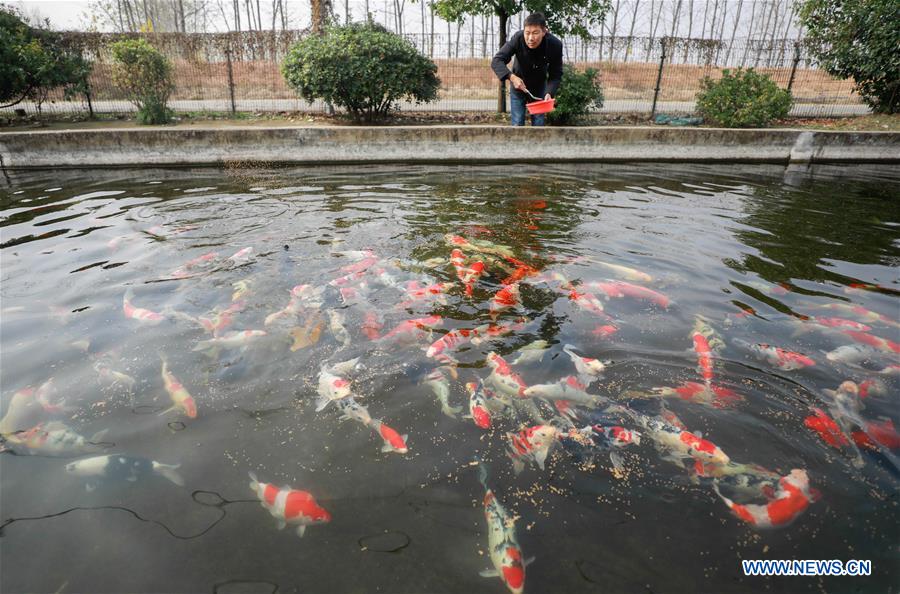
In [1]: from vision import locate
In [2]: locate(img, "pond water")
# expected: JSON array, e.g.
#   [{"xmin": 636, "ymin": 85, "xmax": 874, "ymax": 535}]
[{"xmin": 1, "ymin": 163, "xmax": 898, "ymax": 594}]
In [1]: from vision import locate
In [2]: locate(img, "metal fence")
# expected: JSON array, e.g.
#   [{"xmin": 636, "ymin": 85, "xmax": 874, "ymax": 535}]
[{"xmin": 1, "ymin": 31, "xmax": 866, "ymax": 119}]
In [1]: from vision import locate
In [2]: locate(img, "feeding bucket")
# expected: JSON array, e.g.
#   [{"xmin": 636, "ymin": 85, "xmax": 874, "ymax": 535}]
[{"xmin": 526, "ymin": 98, "xmax": 555, "ymax": 115}]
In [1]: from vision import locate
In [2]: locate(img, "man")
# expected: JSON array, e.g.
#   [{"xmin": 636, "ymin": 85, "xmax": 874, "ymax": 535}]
[{"xmin": 491, "ymin": 13, "xmax": 564, "ymax": 127}]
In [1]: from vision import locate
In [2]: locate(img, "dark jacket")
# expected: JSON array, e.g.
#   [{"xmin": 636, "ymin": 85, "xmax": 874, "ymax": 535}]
[{"xmin": 491, "ymin": 30, "xmax": 564, "ymax": 97}]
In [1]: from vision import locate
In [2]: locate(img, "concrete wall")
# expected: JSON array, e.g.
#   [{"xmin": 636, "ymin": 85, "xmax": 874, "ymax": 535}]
[{"xmin": 1, "ymin": 126, "xmax": 898, "ymax": 170}]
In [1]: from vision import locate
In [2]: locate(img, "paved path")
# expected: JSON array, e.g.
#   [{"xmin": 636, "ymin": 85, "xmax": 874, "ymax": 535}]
[{"xmin": 2, "ymin": 98, "xmax": 870, "ymax": 118}]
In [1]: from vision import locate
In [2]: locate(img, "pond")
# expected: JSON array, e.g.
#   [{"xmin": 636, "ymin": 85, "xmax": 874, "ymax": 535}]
[{"xmin": 1, "ymin": 163, "xmax": 898, "ymax": 593}]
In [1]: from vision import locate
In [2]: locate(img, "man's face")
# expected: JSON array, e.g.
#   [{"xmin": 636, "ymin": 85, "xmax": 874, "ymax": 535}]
[{"xmin": 523, "ymin": 25, "xmax": 546, "ymax": 49}]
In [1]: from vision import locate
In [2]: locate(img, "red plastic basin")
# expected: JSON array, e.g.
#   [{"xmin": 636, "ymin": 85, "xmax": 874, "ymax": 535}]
[{"xmin": 526, "ymin": 98, "xmax": 555, "ymax": 115}]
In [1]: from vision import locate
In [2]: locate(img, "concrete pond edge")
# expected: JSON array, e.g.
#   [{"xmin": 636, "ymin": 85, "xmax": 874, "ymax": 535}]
[{"xmin": 1, "ymin": 126, "xmax": 898, "ymax": 170}]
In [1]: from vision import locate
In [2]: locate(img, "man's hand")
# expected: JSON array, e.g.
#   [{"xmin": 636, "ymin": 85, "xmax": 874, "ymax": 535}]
[
  {"xmin": 509, "ymin": 74, "xmax": 526, "ymax": 91},
  {"xmin": 544, "ymin": 93, "xmax": 552, "ymax": 100}
]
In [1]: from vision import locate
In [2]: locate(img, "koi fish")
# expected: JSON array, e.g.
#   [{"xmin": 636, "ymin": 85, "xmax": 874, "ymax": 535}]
[
  {"xmin": 736, "ymin": 340, "xmax": 815, "ymax": 370},
  {"xmin": 568, "ymin": 289, "xmax": 607, "ymax": 316},
  {"xmin": 361, "ymin": 310, "xmax": 384, "ymax": 340},
  {"xmin": 381, "ymin": 315, "xmax": 443, "ymax": 342},
  {"xmin": 423, "ymin": 368, "xmax": 463, "ymax": 418},
  {"xmin": 808, "ymin": 317, "xmax": 872, "ymax": 332},
  {"xmin": 369, "ymin": 419, "xmax": 408, "ymax": 454},
  {"xmin": 315, "ymin": 364, "xmax": 354, "ymax": 411},
  {"xmin": 810, "ymin": 303, "xmax": 900, "ymax": 329},
  {"xmin": 804, "ymin": 408, "xmax": 849, "ymax": 448},
  {"xmin": 123, "ymin": 288, "xmax": 165, "ymax": 324},
  {"xmin": 461, "ymin": 261, "xmax": 486, "ymax": 296},
  {"xmin": 485, "ymin": 352, "xmax": 529, "ymax": 398},
  {"xmin": 159, "ymin": 355, "xmax": 197, "ymax": 418},
  {"xmin": 289, "ymin": 315, "xmax": 324, "ymax": 351},
  {"xmin": 841, "ymin": 330, "xmax": 900, "ymax": 354},
  {"xmin": 93, "ymin": 361, "xmax": 136, "ymax": 392},
  {"xmin": 232, "ymin": 279, "xmax": 252, "ymax": 302},
  {"xmin": 853, "ymin": 419, "xmax": 900, "ymax": 450},
  {"xmin": 227, "ymin": 247, "xmax": 253, "ymax": 265},
  {"xmin": 466, "ymin": 381, "xmax": 492, "ymax": 429},
  {"xmin": 403, "ymin": 280, "xmax": 454, "ymax": 304},
  {"xmin": 523, "ymin": 376, "xmax": 605, "ymax": 407},
  {"xmin": 327, "ymin": 310, "xmax": 352, "ymax": 348},
  {"xmin": 0, "ymin": 379, "xmax": 60, "ymax": 434},
  {"xmin": 265, "ymin": 285, "xmax": 324, "ymax": 326},
  {"xmin": 444, "ymin": 234, "xmax": 516, "ymax": 259},
  {"xmin": 340, "ymin": 255, "xmax": 378, "ymax": 275},
  {"xmin": 198, "ymin": 302, "xmax": 243, "ymax": 336},
  {"xmin": 248, "ymin": 472, "xmax": 331, "ymax": 538},
  {"xmin": 339, "ymin": 283, "xmax": 370, "ymax": 306},
  {"xmin": 193, "ymin": 330, "xmax": 267, "ymax": 356},
  {"xmin": 651, "ymin": 382, "xmax": 743, "ymax": 409},
  {"xmin": 511, "ymin": 340, "xmax": 550, "ymax": 365},
  {"xmin": 561, "ymin": 344, "xmax": 607, "ymax": 382},
  {"xmin": 592, "ymin": 324, "xmax": 619, "ymax": 339},
  {"xmin": 2, "ymin": 422, "xmax": 109, "ymax": 457},
  {"xmin": 477, "ymin": 463, "xmax": 534, "ymax": 594},
  {"xmin": 507, "ymin": 424, "xmax": 558, "ymax": 473},
  {"xmin": 66, "ymin": 455, "xmax": 184, "ymax": 489},
  {"xmin": 372, "ymin": 266, "xmax": 402, "ymax": 289},
  {"xmin": 638, "ymin": 416, "xmax": 730, "ymax": 467},
  {"xmin": 713, "ymin": 469, "xmax": 820, "ymax": 529},
  {"xmin": 489, "ymin": 283, "xmax": 521, "ymax": 319},
  {"xmin": 170, "ymin": 251, "xmax": 219, "ymax": 279},
  {"xmin": 335, "ymin": 396, "xmax": 372, "ymax": 426},
  {"xmin": 470, "ymin": 318, "xmax": 527, "ymax": 346},
  {"xmin": 825, "ymin": 344, "xmax": 877, "ymax": 366},
  {"xmin": 857, "ymin": 378, "xmax": 886, "ymax": 399},
  {"xmin": 588, "ymin": 280, "xmax": 670, "ymax": 308},
  {"xmin": 589, "ymin": 259, "xmax": 653, "ymax": 283}
]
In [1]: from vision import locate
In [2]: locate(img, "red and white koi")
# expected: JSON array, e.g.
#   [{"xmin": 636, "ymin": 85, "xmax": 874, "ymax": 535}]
[
  {"xmin": 0, "ymin": 379, "xmax": 60, "ymax": 434},
  {"xmin": 2, "ymin": 422, "xmax": 108, "ymax": 456},
  {"xmin": 568, "ymin": 289, "xmax": 607, "ymax": 316},
  {"xmin": 507, "ymin": 424, "xmax": 558, "ymax": 473},
  {"xmin": 841, "ymin": 330, "xmax": 900, "ymax": 354},
  {"xmin": 444, "ymin": 234, "xmax": 516, "ymax": 259},
  {"xmin": 737, "ymin": 340, "xmax": 815, "ymax": 370},
  {"xmin": 170, "ymin": 251, "xmax": 219, "ymax": 279},
  {"xmin": 380, "ymin": 315, "xmax": 442, "ymax": 342},
  {"xmin": 369, "ymin": 419, "xmax": 409, "ymax": 454},
  {"xmin": 592, "ymin": 425, "xmax": 641, "ymax": 447},
  {"xmin": 485, "ymin": 352, "xmax": 529, "ymax": 398},
  {"xmin": 329, "ymin": 270, "xmax": 366, "ymax": 287},
  {"xmin": 248, "ymin": 472, "xmax": 331, "ymax": 538},
  {"xmin": 638, "ymin": 415, "xmax": 730, "ymax": 467},
  {"xmin": 315, "ymin": 360, "xmax": 357, "ymax": 411},
  {"xmin": 198, "ymin": 302, "xmax": 242, "ymax": 336},
  {"xmin": 470, "ymin": 318, "xmax": 527, "ymax": 346},
  {"xmin": 592, "ymin": 324, "xmax": 619, "ymax": 338},
  {"xmin": 466, "ymin": 381, "xmax": 493, "ymax": 429},
  {"xmin": 652, "ymin": 382, "xmax": 743, "ymax": 409},
  {"xmin": 523, "ymin": 376, "xmax": 605, "ymax": 407},
  {"xmin": 361, "ymin": 310, "xmax": 384, "ymax": 340},
  {"xmin": 460, "ymin": 260, "xmax": 486, "ymax": 296},
  {"xmin": 808, "ymin": 317, "xmax": 872, "ymax": 332},
  {"xmin": 339, "ymin": 255, "xmax": 378, "ymax": 275},
  {"xmin": 588, "ymin": 280, "xmax": 670, "ymax": 308},
  {"xmin": 403, "ymin": 280, "xmax": 454, "ymax": 303},
  {"xmin": 477, "ymin": 463, "xmax": 533, "ymax": 594},
  {"xmin": 160, "ymin": 355, "xmax": 197, "ymax": 418},
  {"xmin": 810, "ymin": 302, "xmax": 900, "ymax": 329},
  {"xmin": 425, "ymin": 327, "xmax": 475, "ymax": 358},
  {"xmin": 713, "ymin": 469, "xmax": 820, "ymax": 529},
  {"xmin": 227, "ymin": 247, "xmax": 253, "ymax": 265},
  {"xmin": 561, "ymin": 344, "xmax": 607, "ymax": 381},
  {"xmin": 123, "ymin": 288, "xmax": 165, "ymax": 324},
  {"xmin": 489, "ymin": 283, "xmax": 521, "ymax": 319}
]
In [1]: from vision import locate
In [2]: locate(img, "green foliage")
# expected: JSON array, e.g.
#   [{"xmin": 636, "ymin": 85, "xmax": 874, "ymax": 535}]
[
  {"xmin": 433, "ymin": 0, "xmax": 611, "ymax": 39},
  {"xmin": 110, "ymin": 38, "xmax": 174, "ymax": 124},
  {"xmin": 798, "ymin": 0, "xmax": 899, "ymax": 114},
  {"xmin": 282, "ymin": 23, "xmax": 440, "ymax": 123},
  {"xmin": 0, "ymin": 5, "xmax": 93, "ymax": 110},
  {"xmin": 547, "ymin": 65, "xmax": 603, "ymax": 125},
  {"xmin": 696, "ymin": 68, "xmax": 792, "ymax": 128}
]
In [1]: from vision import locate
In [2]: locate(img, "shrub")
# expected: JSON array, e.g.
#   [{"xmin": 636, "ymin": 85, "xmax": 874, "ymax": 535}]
[
  {"xmin": 696, "ymin": 68, "xmax": 792, "ymax": 128},
  {"xmin": 0, "ymin": 6, "xmax": 92, "ymax": 111},
  {"xmin": 547, "ymin": 65, "xmax": 604, "ymax": 125},
  {"xmin": 110, "ymin": 38, "xmax": 174, "ymax": 125},
  {"xmin": 798, "ymin": 0, "xmax": 899, "ymax": 114},
  {"xmin": 282, "ymin": 22, "xmax": 440, "ymax": 123}
]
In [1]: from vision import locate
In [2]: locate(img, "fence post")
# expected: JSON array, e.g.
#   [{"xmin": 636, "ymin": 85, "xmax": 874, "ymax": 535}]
[
  {"xmin": 225, "ymin": 46, "xmax": 236, "ymax": 115},
  {"xmin": 787, "ymin": 41, "xmax": 801, "ymax": 93},
  {"xmin": 650, "ymin": 38, "xmax": 667, "ymax": 119}
]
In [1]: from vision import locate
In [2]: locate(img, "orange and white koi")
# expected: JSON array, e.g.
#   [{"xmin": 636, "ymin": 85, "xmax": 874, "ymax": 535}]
[
  {"xmin": 808, "ymin": 317, "xmax": 872, "ymax": 332},
  {"xmin": 444, "ymin": 234, "xmax": 516, "ymax": 259},
  {"xmin": 0, "ymin": 379, "xmax": 60, "ymax": 434},
  {"xmin": 589, "ymin": 259, "xmax": 653, "ymax": 283},
  {"xmin": 159, "ymin": 355, "xmax": 197, "ymax": 418},
  {"xmin": 2, "ymin": 422, "xmax": 108, "ymax": 456},
  {"xmin": 403, "ymin": 280, "xmax": 454, "ymax": 302},
  {"xmin": 810, "ymin": 302, "xmax": 900, "ymax": 329},
  {"xmin": 193, "ymin": 330, "xmax": 266, "ymax": 355},
  {"xmin": 489, "ymin": 283, "xmax": 521, "ymax": 319},
  {"xmin": 652, "ymin": 382, "xmax": 743, "ymax": 409},
  {"xmin": 507, "ymin": 424, "xmax": 558, "ymax": 473},
  {"xmin": 248, "ymin": 472, "xmax": 331, "ymax": 538},
  {"xmin": 568, "ymin": 289, "xmax": 607, "ymax": 316},
  {"xmin": 370, "ymin": 419, "xmax": 409, "ymax": 454},
  {"xmin": 841, "ymin": 330, "xmax": 900, "ymax": 354},
  {"xmin": 198, "ymin": 302, "xmax": 242, "ymax": 336},
  {"xmin": 713, "ymin": 469, "xmax": 820, "ymax": 529},
  {"xmin": 485, "ymin": 352, "xmax": 529, "ymax": 398},
  {"xmin": 123, "ymin": 288, "xmax": 165, "ymax": 324},
  {"xmin": 561, "ymin": 344, "xmax": 607, "ymax": 381},
  {"xmin": 329, "ymin": 270, "xmax": 366, "ymax": 287},
  {"xmin": 339, "ymin": 255, "xmax": 378, "ymax": 275},
  {"xmin": 461, "ymin": 262, "xmax": 486, "ymax": 296},
  {"xmin": 477, "ymin": 463, "xmax": 533, "ymax": 594},
  {"xmin": 736, "ymin": 340, "xmax": 815, "ymax": 370},
  {"xmin": 470, "ymin": 318, "xmax": 527, "ymax": 346},
  {"xmin": 466, "ymin": 381, "xmax": 493, "ymax": 429},
  {"xmin": 425, "ymin": 327, "xmax": 475, "ymax": 358},
  {"xmin": 423, "ymin": 368, "xmax": 462, "ymax": 418},
  {"xmin": 380, "ymin": 314, "xmax": 443, "ymax": 342}
]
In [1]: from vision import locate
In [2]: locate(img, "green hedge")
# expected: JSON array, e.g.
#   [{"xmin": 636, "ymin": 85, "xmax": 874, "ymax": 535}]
[{"xmin": 696, "ymin": 68, "xmax": 792, "ymax": 128}]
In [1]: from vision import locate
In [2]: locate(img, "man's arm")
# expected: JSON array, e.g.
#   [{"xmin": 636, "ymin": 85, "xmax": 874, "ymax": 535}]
[
  {"xmin": 491, "ymin": 31, "xmax": 520, "ymax": 82},
  {"xmin": 546, "ymin": 37, "xmax": 563, "ymax": 98}
]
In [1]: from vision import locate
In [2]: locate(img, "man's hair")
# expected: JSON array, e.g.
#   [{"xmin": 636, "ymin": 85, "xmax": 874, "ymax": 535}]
[{"xmin": 523, "ymin": 12, "xmax": 547, "ymax": 28}]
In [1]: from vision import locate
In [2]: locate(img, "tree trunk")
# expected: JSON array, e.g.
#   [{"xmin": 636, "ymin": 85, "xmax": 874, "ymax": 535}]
[
  {"xmin": 625, "ymin": 0, "xmax": 640, "ymax": 62},
  {"xmin": 608, "ymin": 0, "xmax": 620, "ymax": 61},
  {"xmin": 670, "ymin": 0, "xmax": 682, "ymax": 37},
  {"xmin": 741, "ymin": 0, "xmax": 758, "ymax": 66},
  {"xmin": 497, "ymin": 9, "xmax": 508, "ymax": 113},
  {"xmin": 724, "ymin": 0, "xmax": 743, "ymax": 64},
  {"xmin": 429, "ymin": 2, "xmax": 434, "ymax": 56}
]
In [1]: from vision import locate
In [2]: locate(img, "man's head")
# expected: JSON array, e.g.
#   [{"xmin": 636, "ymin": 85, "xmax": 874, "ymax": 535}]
[{"xmin": 523, "ymin": 13, "xmax": 548, "ymax": 49}]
